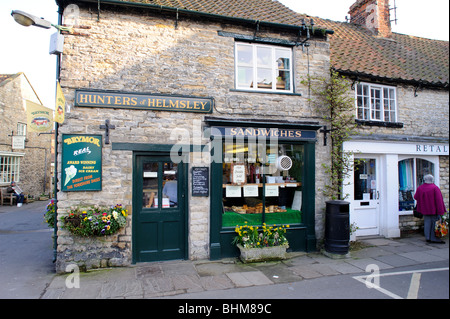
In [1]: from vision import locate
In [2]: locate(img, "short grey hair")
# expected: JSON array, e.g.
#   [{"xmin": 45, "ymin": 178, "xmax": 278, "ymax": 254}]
[{"xmin": 423, "ymin": 174, "xmax": 434, "ymax": 184}]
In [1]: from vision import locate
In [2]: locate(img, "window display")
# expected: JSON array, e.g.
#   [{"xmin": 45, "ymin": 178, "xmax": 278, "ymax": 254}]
[
  {"xmin": 398, "ymin": 158, "xmax": 435, "ymax": 211},
  {"xmin": 222, "ymin": 143, "xmax": 303, "ymax": 227}
]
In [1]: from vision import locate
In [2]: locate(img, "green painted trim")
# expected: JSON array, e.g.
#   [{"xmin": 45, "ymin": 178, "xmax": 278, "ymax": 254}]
[
  {"xmin": 112, "ymin": 143, "xmax": 208, "ymax": 153},
  {"xmin": 131, "ymin": 150, "xmax": 189, "ymax": 263},
  {"xmin": 210, "ymin": 139, "xmax": 318, "ymax": 258}
]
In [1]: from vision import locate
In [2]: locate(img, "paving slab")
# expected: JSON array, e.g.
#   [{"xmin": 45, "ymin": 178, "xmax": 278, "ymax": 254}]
[
  {"xmin": 171, "ymin": 274, "xmax": 204, "ymax": 293},
  {"xmin": 226, "ymin": 271, "xmax": 273, "ymax": 287},
  {"xmin": 360, "ymin": 238, "xmax": 401, "ymax": 246},
  {"xmin": 290, "ymin": 265, "xmax": 322, "ymax": 279},
  {"xmin": 325, "ymin": 261, "xmax": 367, "ymax": 275},
  {"xmin": 399, "ymin": 251, "xmax": 447, "ymax": 263},
  {"xmin": 199, "ymin": 275, "xmax": 235, "ymax": 291},
  {"xmin": 253, "ymin": 263, "xmax": 303, "ymax": 284},
  {"xmin": 373, "ymin": 254, "xmax": 419, "ymax": 268},
  {"xmin": 350, "ymin": 246, "xmax": 393, "ymax": 259},
  {"xmin": 195, "ymin": 262, "xmax": 254, "ymax": 277},
  {"xmin": 346, "ymin": 257, "xmax": 394, "ymax": 271},
  {"xmin": 98, "ymin": 279, "xmax": 143, "ymax": 298}
]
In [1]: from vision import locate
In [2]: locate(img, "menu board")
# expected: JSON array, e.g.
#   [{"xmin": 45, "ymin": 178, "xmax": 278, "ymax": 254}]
[{"xmin": 192, "ymin": 167, "xmax": 209, "ymax": 197}]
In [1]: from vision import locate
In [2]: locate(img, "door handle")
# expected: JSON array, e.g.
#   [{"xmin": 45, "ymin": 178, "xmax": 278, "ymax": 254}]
[{"xmin": 377, "ymin": 191, "xmax": 380, "ymax": 200}]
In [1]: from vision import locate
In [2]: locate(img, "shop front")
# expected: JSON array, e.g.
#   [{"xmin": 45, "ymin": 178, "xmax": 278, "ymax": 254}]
[
  {"xmin": 343, "ymin": 139, "xmax": 449, "ymax": 238},
  {"xmin": 205, "ymin": 118, "xmax": 322, "ymax": 259}
]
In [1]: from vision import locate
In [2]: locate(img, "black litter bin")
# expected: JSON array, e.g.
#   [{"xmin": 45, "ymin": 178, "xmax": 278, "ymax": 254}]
[{"xmin": 324, "ymin": 200, "xmax": 350, "ymax": 255}]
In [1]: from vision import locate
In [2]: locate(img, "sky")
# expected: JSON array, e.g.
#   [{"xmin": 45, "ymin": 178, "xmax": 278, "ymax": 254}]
[{"xmin": 0, "ymin": 0, "xmax": 448, "ymax": 110}]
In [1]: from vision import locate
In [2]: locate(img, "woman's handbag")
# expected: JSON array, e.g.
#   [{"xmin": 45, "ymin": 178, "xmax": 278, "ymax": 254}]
[
  {"xmin": 435, "ymin": 216, "xmax": 448, "ymax": 238},
  {"xmin": 413, "ymin": 205, "xmax": 423, "ymax": 219}
]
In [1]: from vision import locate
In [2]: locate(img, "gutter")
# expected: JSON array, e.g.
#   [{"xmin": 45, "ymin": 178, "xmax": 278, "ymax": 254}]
[
  {"xmin": 55, "ymin": 0, "xmax": 334, "ymax": 36},
  {"xmin": 334, "ymin": 68, "xmax": 449, "ymax": 90}
]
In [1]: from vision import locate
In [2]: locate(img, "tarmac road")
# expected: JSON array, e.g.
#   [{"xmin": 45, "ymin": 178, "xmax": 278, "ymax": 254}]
[
  {"xmin": 0, "ymin": 200, "xmax": 55, "ymax": 299},
  {"xmin": 162, "ymin": 260, "xmax": 449, "ymax": 299}
]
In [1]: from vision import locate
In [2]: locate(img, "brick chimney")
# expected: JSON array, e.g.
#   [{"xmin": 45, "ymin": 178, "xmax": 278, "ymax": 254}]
[{"xmin": 349, "ymin": 0, "xmax": 392, "ymax": 37}]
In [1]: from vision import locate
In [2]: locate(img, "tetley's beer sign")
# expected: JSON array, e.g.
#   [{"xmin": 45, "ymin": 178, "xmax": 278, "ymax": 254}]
[{"xmin": 75, "ymin": 89, "xmax": 213, "ymax": 113}]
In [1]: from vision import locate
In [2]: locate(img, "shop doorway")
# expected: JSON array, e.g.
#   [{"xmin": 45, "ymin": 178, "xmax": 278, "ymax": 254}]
[
  {"xmin": 133, "ymin": 154, "xmax": 187, "ymax": 263},
  {"xmin": 351, "ymin": 157, "xmax": 380, "ymax": 236}
]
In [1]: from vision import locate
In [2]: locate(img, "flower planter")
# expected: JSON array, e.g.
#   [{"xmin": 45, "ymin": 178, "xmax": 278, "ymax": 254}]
[{"xmin": 237, "ymin": 244, "xmax": 289, "ymax": 263}]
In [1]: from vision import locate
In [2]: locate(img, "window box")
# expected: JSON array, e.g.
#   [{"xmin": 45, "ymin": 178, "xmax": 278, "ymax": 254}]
[{"xmin": 237, "ymin": 244, "xmax": 288, "ymax": 263}]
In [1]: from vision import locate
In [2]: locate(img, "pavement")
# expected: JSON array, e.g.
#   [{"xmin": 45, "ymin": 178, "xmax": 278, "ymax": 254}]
[
  {"xmin": 1, "ymin": 201, "xmax": 448, "ymax": 299},
  {"xmin": 41, "ymin": 230, "xmax": 449, "ymax": 299}
]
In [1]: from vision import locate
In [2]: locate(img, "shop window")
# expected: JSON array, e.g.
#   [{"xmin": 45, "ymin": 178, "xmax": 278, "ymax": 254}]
[
  {"xmin": 0, "ymin": 154, "xmax": 21, "ymax": 185},
  {"xmin": 235, "ymin": 43, "xmax": 293, "ymax": 93},
  {"xmin": 398, "ymin": 158, "xmax": 435, "ymax": 211},
  {"xmin": 356, "ymin": 83, "xmax": 397, "ymax": 122},
  {"xmin": 222, "ymin": 142, "xmax": 303, "ymax": 227}
]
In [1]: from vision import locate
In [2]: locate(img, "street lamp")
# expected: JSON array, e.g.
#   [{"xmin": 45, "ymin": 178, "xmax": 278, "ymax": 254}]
[
  {"xmin": 11, "ymin": 10, "xmax": 73, "ymax": 33},
  {"xmin": 11, "ymin": 10, "xmax": 52, "ymax": 29}
]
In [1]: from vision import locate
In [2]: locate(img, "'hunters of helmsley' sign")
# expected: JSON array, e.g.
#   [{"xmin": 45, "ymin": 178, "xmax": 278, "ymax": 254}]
[{"xmin": 75, "ymin": 89, "xmax": 213, "ymax": 113}]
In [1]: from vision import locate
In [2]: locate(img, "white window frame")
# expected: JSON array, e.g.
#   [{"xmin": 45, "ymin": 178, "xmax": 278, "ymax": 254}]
[
  {"xmin": 0, "ymin": 152, "xmax": 24, "ymax": 186},
  {"xmin": 235, "ymin": 42, "xmax": 293, "ymax": 93},
  {"xmin": 17, "ymin": 122, "xmax": 27, "ymax": 137},
  {"xmin": 356, "ymin": 82, "xmax": 397, "ymax": 122}
]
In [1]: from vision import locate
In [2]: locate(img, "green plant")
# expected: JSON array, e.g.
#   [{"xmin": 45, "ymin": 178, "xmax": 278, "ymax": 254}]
[
  {"xmin": 350, "ymin": 222, "xmax": 359, "ymax": 235},
  {"xmin": 62, "ymin": 204, "xmax": 128, "ymax": 237},
  {"xmin": 232, "ymin": 222, "xmax": 289, "ymax": 249},
  {"xmin": 44, "ymin": 199, "xmax": 56, "ymax": 228},
  {"xmin": 303, "ymin": 69, "xmax": 359, "ymax": 200}
]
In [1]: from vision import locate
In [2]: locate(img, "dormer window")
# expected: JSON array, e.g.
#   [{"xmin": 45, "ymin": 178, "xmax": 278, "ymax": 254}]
[
  {"xmin": 356, "ymin": 82, "xmax": 397, "ymax": 122},
  {"xmin": 235, "ymin": 43, "xmax": 293, "ymax": 93}
]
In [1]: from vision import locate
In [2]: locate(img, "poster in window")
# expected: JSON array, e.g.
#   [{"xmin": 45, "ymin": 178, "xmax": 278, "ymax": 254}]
[{"xmin": 231, "ymin": 164, "xmax": 246, "ymax": 185}]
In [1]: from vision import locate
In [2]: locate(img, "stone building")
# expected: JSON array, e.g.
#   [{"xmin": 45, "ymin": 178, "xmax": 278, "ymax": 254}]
[
  {"xmin": 316, "ymin": 0, "xmax": 449, "ymax": 236},
  {"xmin": 0, "ymin": 72, "xmax": 52, "ymax": 199},
  {"xmin": 53, "ymin": 0, "xmax": 448, "ymax": 272},
  {"xmin": 54, "ymin": 0, "xmax": 334, "ymax": 272}
]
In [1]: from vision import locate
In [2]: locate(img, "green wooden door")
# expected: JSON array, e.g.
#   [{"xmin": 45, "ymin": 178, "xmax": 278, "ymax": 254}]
[{"xmin": 133, "ymin": 155, "xmax": 187, "ymax": 263}]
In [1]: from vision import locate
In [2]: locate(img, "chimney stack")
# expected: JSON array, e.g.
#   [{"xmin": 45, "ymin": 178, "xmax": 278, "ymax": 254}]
[{"xmin": 349, "ymin": 0, "xmax": 391, "ymax": 37}]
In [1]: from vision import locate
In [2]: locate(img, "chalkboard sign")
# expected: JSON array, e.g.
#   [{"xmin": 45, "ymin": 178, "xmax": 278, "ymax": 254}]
[{"xmin": 192, "ymin": 167, "xmax": 209, "ymax": 197}]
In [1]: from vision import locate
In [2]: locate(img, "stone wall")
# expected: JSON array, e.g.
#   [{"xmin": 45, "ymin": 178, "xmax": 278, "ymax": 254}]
[{"xmin": 55, "ymin": 5, "xmax": 332, "ymax": 272}]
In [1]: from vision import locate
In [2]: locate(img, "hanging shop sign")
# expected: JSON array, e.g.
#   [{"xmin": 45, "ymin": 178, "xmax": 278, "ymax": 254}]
[
  {"xmin": 211, "ymin": 126, "xmax": 316, "ymax": 140},
  {"xmin": 75, "ymin": 89, "xmax": 213, "ymax": 113},
  {"xmin": 61, "ymin": 134, "xmax": 102, "ymax": 191}
]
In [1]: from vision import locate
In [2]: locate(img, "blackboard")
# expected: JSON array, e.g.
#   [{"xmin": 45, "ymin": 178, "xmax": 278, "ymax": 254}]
[{"xmin": 192, "ymin": 167, "xmax": 209, "ymax": 197}]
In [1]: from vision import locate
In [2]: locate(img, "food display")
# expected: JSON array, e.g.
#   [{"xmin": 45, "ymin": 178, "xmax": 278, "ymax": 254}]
[{"xmin": 225, "ymin": 204, "xmax": 287, "ymax": 214}]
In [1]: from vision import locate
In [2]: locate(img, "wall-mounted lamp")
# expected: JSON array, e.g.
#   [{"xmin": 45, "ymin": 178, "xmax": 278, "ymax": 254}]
[{"xmin": 11, "ymin": 10, "xmax": 52, "ymax": 29}]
